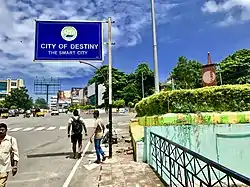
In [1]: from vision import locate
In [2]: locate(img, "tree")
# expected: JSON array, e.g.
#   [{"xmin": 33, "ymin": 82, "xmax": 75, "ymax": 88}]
[
  {"xmin": 121, "ymin": 83, "xmax": 141, "ymax": 105},
  {"xmin": 113, "ymin": 99, "xmax": 125, "ymax": 109},
  {"xmin": 0, "ymin": 100, "xmax": 5, "ymax": 108},
  {"xmin": 34, "ymin": 97, "xmax": 48, "ymax": 109},
  {"xmin": 88, "ymin": 65, "xmax": 128, "ymax": 105},
  {"xmin": 219, "ymin": 49, "xmax": 250, "ymax": 84},
  {"xmin": 128, "ymin": 102, "xmax": 134, "ymax": 108},
  {"xmin": 87, "ymin": 63, "xmax": 156, "ymax": 106},
  {"xmin": 4, "ymin": 87, "xmax": 33, "ymax": 110},
  {"xmin": 171, "ymin": 56, "xmax": 202, "ymax": 89},
  {"xmin": 134, "ymin": 63, "xmax": 155, "ymax": 97}
]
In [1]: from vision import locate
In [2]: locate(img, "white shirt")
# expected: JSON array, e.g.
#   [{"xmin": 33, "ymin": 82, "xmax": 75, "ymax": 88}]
[
  {"xmin": 94, "ymin": 118, "xmax": 104, "ymax": 139},
  {"xmin": 0, "ymin": 135, "xmax": 19, "ymax": 172},
  {"xmin": 68, "ymin": 116, "xmax": 86, "ymax": 135}
]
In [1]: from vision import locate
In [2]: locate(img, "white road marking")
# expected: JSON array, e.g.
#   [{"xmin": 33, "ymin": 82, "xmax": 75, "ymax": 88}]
[
  {"xmin": 118, "ymin": 122, "xmax": 129, "ymax": 126},
  {"xmin": 59, "ymin": 126, "xmax": 67, "ymax": 130},
  {"xmin": 35, "ymin": 127, "xmax": 45, "ymax": 131},
  {"xmin": 62, "ymin": 141, "xmax": 91, "ymax": 187},
  {"xmin": 10, "ymin": 128, "xmax": 22, "ymax": 132},
  {"xmin": 23, "ymin": 127, "xmax": 34, "ymax": 131},
  {"xmin": 47, "ymin": 126, "xmax": 56, "ymax": 131},
  {"xmin": 83, "ymin": 163, "xmax": 99, "ymax": 170}
]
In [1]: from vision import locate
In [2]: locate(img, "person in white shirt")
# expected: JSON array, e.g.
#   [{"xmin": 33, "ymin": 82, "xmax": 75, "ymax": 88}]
[
  {"xmin": 67, "ymin": 110, "xmax": 87, "ymax": 159},
  {"xmin": 90, "ymin": 110, "xmax": 106, "ymax": 164},
  {"xmin": 0, "ymin": 123, "xmax": 19, "ymax": 187}
]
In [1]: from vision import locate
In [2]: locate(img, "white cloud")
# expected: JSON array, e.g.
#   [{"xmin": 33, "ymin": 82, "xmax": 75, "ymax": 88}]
[
  {"xmin": 202, "ymin": 0, "xmax": 250, "ymax": 26},
  {"xmin": 0, "ymin": 0, "xmax": 178, "ymax": 79}
]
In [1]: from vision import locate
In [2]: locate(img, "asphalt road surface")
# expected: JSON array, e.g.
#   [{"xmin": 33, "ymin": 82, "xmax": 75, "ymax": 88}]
[{"xmin": 1, "ymin": 112, "xmax": 133, "ymax": 187}]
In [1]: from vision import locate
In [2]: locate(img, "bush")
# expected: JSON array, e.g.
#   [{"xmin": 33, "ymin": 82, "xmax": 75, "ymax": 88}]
[
  {"xmin": 113, "ymin": 99, "xmax": 125, "ymax": 109},
  {"xmin": 135, "ymin": 84, "xmax": 250, "ymax": 117},
  {"xmin": 69, "ymin": 104, "xmax": 95, "ymax": 112}
]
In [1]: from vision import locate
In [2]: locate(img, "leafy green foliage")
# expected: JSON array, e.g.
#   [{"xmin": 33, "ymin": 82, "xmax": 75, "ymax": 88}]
[
  {"xmin": 135, "ymin": 85, "xmax": 250, "ymax": 116},
  {"xmin": 4, "ymin": 87, "xmax": 33, "ymax": 110},
  {"xmin": 69, "ymin": 104, "xmax": 95, "ymax": 112},
  {"xmin": 87, "ymin": 63, "xmax": 155, "ymax": 106},
  {"xmin": 128, "ymin": 102, "xmax": 134, "ymax": 108},
  {"xmin": 219, "ymin": 49, "xmax": 250, "ymax": 84},
  {"xmin": 113, "ymin": 99, "xmax": 125, "ymax": 109},
  {"xmin": 34, "ymin": 97, "xmax": 48, "ymax": 109},
  {"xmin": 0, "ymin": 100, "xmax": 5, "ymax": 108},
  {"xmin": 134, "ymin": 62, "xmax": 155, "ymax": 97},
  {"xmin": 171, "ymin": 56, "xmax": 202, "ymax": 89}
]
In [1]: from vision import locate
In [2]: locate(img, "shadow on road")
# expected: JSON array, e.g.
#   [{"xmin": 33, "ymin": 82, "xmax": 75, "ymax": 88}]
[{"xmin": 26, "ymin": 152, "xmax": 72, "ymax": 158}]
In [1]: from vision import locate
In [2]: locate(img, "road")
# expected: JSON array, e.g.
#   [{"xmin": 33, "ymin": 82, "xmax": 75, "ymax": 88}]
[{"xmin": 2, "ymin": 112, "xmax": 133, "ymax": 187}]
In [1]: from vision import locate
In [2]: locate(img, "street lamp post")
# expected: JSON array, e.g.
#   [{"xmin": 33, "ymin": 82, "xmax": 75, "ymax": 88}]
[{"xmin": 150, "ymin": 0, "xmax": 160, "ymax": 93}]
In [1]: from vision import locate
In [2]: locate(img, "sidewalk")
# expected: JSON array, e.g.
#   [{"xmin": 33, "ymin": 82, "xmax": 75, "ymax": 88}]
[{"xmin": 69, "ymin": 121, "xmax": 165, "ymax": 187}]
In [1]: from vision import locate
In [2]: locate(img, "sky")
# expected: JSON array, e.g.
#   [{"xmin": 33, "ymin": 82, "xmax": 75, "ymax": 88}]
[{"xmin": 1, "ymin": 0, "xmax": 250, "ymax": 100}]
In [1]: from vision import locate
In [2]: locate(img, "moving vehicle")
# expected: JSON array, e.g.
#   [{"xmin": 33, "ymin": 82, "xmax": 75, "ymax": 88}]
[
  {"xmin": 8, "ymin": 109, "xmax": 19, "ymax": 117},
  {"xmin": 33, "ymin": 108, "xmax": 45, "ymax": 117},
  {"xmin": 51, "ymin": 109, "xmax": 59, "ymax": 116},
  {"xmin": 23, "ymin": 110, "xmax": 31, "ymax": 118},
  {"xmin": 0, "ymin": 108, "xmax": 9, "ymax": 119}
]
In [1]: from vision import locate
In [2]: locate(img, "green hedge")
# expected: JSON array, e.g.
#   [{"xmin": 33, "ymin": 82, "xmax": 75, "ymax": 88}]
[
  {"xmin": 135, "ymin": 85, "xmax": 250, "ymax": 117},
  {"xmin": 69, "ymin": 104, "xmax": 95, "ymax": 112}
]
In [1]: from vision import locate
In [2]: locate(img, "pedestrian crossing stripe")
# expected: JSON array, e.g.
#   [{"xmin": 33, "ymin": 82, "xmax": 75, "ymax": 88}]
[
  {"xmin": 23, "ymin": 127, "xmax": 34, "ymax": 131},
  {"xmin": 47, "ymin": 126, "xmax": 56, "ymax": 130},
  {"xmin": 9, "ymin": 128, "xmax": 22, "ymax": 132},
  {"xmin": 35, "ymin": 127, "xmax": 45, "ymax": 131},
  {"xmin": 59, "ymin": 126, "xmax": 67, "ymax": 130},
  {"xmin": 7, "ymin": 126, "xmax": 78, "ymax": 132},
  {"xmin": 7, "ymin": 123, "xmax": 96, "ymax": 133}
]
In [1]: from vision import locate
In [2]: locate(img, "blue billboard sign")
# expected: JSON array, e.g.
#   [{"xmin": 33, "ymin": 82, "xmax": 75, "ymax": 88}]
[{"xmin": 34, "ymin": 20, "xmax": 104, "ymax": 62}]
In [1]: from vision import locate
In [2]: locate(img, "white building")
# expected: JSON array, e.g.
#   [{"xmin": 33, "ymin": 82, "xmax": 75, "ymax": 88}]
[
  {"xmin": 50, "ymin": 96, "xmax": 57, "ymax": 110},
  {"xmin": 0, "ymin": 78, "xmax": 25, "ymax": 101}
]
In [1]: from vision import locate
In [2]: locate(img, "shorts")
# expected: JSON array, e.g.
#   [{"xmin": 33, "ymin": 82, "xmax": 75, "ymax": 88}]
[
  {"xmin": 0, "ymin": 172, "xmax": 9, "ymax": 187},
  {"xmin": 71, "ymin": 133, "xmax": 82, "ymax": 144}
]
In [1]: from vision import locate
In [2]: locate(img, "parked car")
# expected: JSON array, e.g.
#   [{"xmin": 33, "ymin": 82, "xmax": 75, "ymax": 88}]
[
  {"xmin": 8, "ymin": 109, "xmax": 19, "ymax": 117},
  {"xmin": 51, "ymin": 110, "xmax": 59, "ymax": 116},
  {"xmin": 23, "ymin": 110, "xmax": 31, "ymax": 118},
  {"xmin": 0, "ymin": 108, "xmax": 9, "ymax": 118}
]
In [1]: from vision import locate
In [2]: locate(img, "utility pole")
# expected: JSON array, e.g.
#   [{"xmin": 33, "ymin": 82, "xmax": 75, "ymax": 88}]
[
  {"xmin": 80, "ymin": 18, "xmax": 114, "ymax": 158},
  {"xmin": 171, "ymin": 77, "xmax": 175, "ymax": 90},
  {"xmin": 219, "ymin": 71, "xmax": 223, "ymax": 85},
  {"xmin": 150, "ymin": 0, "xmax": 160, "ymax": 93},
  {"xmin": 46, "ymin": 85, "xmax": 49, "ymax": 104},
  {"xmin": 108, "ymin": 17, "xmax": 113, "ymax": 158},
  {"xmin": 142, "ymin": 72, "xmax": 145, "ymax": 98}
]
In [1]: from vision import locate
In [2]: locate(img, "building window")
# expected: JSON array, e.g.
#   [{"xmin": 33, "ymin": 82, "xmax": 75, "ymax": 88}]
[{"xmin": 11, "ymin": 82, "xmax": 17, "ymax": 87}]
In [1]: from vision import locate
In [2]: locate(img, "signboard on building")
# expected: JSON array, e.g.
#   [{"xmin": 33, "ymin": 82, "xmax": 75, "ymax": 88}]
[
  {"xmin": 34, "ymin": 20, "xmax": 104, "ymax": 62},
  {"xmin": 71, "ymin": 88, "xmax": 81, "ymax": 99},
  {"xmin": 0, "ymin": 82, "xmax": 7, "ymax": 93},
  {"xmin": 57, "ymin": 90, "xmax": 66, "ymax": 103},
  {"xmin": 202, "ymin": 64, "xmax": 216, "ymax": 87}
]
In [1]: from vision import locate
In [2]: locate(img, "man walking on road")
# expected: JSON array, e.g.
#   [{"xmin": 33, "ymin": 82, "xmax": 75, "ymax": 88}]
[
  {"xmin": 0, "ymin": 123, "xmax": 19, "ymax": 187},
  {"xmin": 90, "ymin": 110, "xmax": 106, "ymax": 164},
  {"xmin": 68, "ymin": 109, "xmax": 87, "ymax": 159}
]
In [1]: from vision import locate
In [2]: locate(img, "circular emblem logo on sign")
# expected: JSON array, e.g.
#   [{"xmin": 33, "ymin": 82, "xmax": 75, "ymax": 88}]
[
  {"xmin": 203, "ymin": 71, "xmax": 216, "ymax": 84},
  {"xmin": 61, "ymin": 26, "xmax": 77, "ymax": 41}
]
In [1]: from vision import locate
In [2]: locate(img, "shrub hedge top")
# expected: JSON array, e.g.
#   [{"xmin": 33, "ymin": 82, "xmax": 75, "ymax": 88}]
[{"xmin": 135, "ymin": 84, "xmax": 250, "ymax": 117}]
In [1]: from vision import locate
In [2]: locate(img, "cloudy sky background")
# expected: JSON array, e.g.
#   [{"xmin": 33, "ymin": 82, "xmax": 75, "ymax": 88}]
[{"xmin": 1, "ymin": 0, "xmax": 250, "ymax": 99}]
